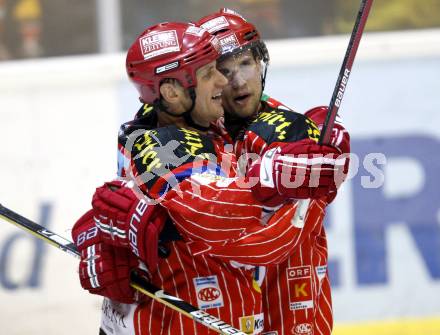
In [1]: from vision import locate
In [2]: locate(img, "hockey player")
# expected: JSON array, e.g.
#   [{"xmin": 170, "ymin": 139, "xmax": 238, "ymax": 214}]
[
  {"xmin": 72, "ymin": 20, "xmax": 343, "ymax": 335},
  {"xmin": 196, "ymin": 9, "xmax": 351, "ymax": 335}
]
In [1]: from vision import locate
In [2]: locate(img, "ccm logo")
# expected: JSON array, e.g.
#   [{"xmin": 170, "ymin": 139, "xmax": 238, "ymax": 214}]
[
  {"xmin": 294, "ymin": 323, "xmax": 313, "ymax": 335},
  {"xmin": 128, "ymin": 199, "xmax": 149, "ymax": 257}
]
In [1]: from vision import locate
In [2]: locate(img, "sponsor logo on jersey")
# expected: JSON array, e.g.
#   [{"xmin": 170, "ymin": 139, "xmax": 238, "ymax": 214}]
[
  {"xmin": 293, "ymin": 323, "xmax": 313, "ymax": 335},
  {"xmin": 305, "ymin": 118, "xmax": 320, "ymax": 142},
  {"xmin": 198, "ymin": 287, "xmax": 221, "ymax": 302},
  {"xmin": 260, "ymin": 147, "xmax": 277, "ymax": 187},
  {"xmin": 315, "ymin": 265, "xmax": 327, "ymax": 281},
  {"xmin": 262, "ymin": 332, "xmax": 278, "ymax": 335},
  {"xmin": 255, "ymin": 110, "xmax": 292, "ymax": 140},
  {"xmin": 178, "ymin": 128, "xmax": 210, "ymax": 158},
  {"xmin": 133, "ymin": 130, "xmax": 162, "ymax": 172},
  {"xmin": 286, "ymin": 266, "xmax": 314, "ymax": 310},
  {"xmin": 139, "ymin": 30, "xmax": 180, "ymax": 60},
  {"xmin": 200, "ymin": 16, "xmax": 229, "ymax": 33},
  {"xmin": 239, "ymin": 313, "xmax": 264, "ymax": 334},
  {"xmin": 193, "ymin": 275, "xmax": 224, "ymax": 309}
]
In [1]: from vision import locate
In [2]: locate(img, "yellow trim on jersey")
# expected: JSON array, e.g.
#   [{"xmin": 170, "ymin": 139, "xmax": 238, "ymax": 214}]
[
  {"xmin": 142, "ymin": 104, "xmax": 154, "ymax": 115},
  {"xmin": 252, "ymin": 278, "xmax": 261, "ymax": 294}
]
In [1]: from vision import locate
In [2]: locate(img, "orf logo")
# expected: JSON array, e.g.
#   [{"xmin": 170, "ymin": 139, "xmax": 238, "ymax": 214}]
[
  {"xmin": 198, "ymin": 287, "xmax": 220, "ymax": 302},
  {"xmin": 294, "ymin": 323, "xmax": 313, "ymax": 335}
]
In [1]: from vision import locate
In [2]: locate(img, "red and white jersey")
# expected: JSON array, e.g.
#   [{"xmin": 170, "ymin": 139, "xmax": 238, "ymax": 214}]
[
  {"xmin": 218, "ymin": 97, "xmax": 335, "ymax": 335},
  {"xmin": 105, "ymin": 100, "xmax": 337, "ymax": 335},
  {"xmin": 121, "ymin": 123, "xmax": 314, "ymax": 266},
  {"xmin": 133, "ymin": 241, "xmax": 263, "ymax": 335},
  {"xmin": 108, "ymin": 110, "xmax": 324, "ymax": 334},
  {"xmin": 261, "ymin": 201, "xmax": 333, "ymax": 335}
]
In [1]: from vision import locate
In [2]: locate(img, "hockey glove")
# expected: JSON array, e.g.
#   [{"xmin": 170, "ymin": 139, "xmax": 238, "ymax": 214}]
[
  {"xmin": 92, "ymin": 179, "xmax": 168, "ymax": 271},
  {"xmin": 305, "ymin": 106, "xmax": 351, "ymax": 203},
  {"xmin": 72, "ymin": 209, "xmax": 142, "ymax": 304},
  {"xmin": 247, "ymin": 138, "xmax": 347, "ymax": 205},
  {"xmin": 305, "ymin": 106, "xmax": 350, "ymax": 156}
]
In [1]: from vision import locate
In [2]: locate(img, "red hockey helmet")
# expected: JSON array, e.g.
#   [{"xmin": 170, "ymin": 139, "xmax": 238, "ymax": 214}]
[
  {"xmin": 197, "ymin": 8, "xmax": 269, "ymax": 64},
  {"xmin": 126, "ymin": 22, "xmax": 221, "ymax": 103}
]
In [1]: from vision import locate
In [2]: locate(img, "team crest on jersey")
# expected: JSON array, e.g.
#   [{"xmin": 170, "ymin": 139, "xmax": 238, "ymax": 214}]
[
  {"xmin": 286, "ymin": 266, "xmax": 313, "ymax": 311},
  {"xmin": 293, "ymin": 323, "xmax": 313, "ymax": 335},
  {"xmin": 193, "ymin": 275, "xmax": 224, "ymax": 309},
  {"xmin": 239, "ymin": 313, "xmax": 264, "ymax": 335}
]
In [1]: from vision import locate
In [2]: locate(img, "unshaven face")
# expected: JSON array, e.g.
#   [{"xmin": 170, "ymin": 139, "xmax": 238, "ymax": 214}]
[{"xmin": 216, "ymin": 50, "xmax": 263, "ymax": 119}]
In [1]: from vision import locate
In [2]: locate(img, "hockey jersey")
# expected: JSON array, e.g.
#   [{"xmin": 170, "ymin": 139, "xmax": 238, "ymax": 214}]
[
  {"xmin": 102, "ymin": 104, "xmax": 328, "ymax": 335},
  {"xmin": 226, "ymin": 96, "xmax": 335, "ymax": 335}
]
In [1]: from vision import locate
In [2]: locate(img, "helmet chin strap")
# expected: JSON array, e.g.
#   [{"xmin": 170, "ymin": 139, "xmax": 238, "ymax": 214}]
[
  {"xmin": 261, "ymin": 63, "xmax": 268, "ymax": 92},
  {"xmin": 182, "ymin": 88, "xmax": 210, "ymax": 131}
]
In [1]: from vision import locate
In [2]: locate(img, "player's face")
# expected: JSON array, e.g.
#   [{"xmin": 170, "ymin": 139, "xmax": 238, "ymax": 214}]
[
  {"xmin": 191, "ymin": 60, "xmax": 228, "ymax": 127},
  {"xmin": 217, "ymin": 49, "xmax": 262, "ymax": 119}
]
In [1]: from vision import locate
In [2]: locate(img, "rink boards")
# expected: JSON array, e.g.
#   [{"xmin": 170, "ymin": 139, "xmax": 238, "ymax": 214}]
[{"xmin": 0, "ymin": 29, "xmax": 439, "ymax": 334}]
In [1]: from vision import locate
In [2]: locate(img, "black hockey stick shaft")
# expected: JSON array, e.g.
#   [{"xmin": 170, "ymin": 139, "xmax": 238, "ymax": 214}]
[
  {"xmin": 0, "ymin": 203, "xmax": 247, "ymax": 335},
  {"xmin": 292, "ymin": 0, "xmax": 374, "ymax": 226},
  {"xmin": 319, "ymin": 0, "xmax": 374, "ymax": 145}
]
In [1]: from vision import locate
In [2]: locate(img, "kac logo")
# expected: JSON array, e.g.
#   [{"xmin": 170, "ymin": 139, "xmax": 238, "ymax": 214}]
[
  {"xmin": 198, "ymin": 287, "xmax": 221, "ymax": 302},
  {"xmin": 294, "ymin": 323, "xmax": 313, "ymax": 335}
]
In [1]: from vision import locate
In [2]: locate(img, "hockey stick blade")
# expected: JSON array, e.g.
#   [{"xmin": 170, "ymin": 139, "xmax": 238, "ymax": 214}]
[{"xmin": 0, "ymin": 203, "xmax": 247, "ymax": 335}]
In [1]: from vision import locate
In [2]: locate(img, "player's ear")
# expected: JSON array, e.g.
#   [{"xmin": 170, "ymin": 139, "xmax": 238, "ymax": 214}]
[{"xmin": 160, "ymin": 80, "xmax": 184, "ymax": 105}]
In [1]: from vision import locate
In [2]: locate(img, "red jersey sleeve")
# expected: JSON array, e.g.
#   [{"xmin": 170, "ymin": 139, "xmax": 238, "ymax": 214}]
[{"xmin": 123, "ymin": 125, "xmax": 319, "ymax": 265}]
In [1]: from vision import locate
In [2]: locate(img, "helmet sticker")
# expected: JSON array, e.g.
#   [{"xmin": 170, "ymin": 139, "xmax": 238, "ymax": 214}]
[
  {"xmin": 200, "ymin": 16, "xmax": 229, "ymax": 33},
  {"xmin": 185, "ymin": 26, "xmax": 206, "ymax": 37},
  {"xmin": 219, "ymin": 33, "xmax": 239, "ymax": 53},
  {"xmin": 155, "ymin": 61, "xmax": 179, "ymax": 74},
  {"xmin": 210, "ymin": 36, "xmax": 221, "ymax": 53},
  {"xmin": 139, "ymin": 30, "xmax": 180, "ymax": 60},
  {"xmin": 221, "ymin": 8, "xmax": 246, "ymax": 21}
]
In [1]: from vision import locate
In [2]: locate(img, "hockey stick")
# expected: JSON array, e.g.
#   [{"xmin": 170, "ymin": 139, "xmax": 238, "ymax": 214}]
[
  {"xmin": 291, "ymin": 0, "xmax": 374, "ymax": 227},
  {"xmin": 319, "ymin": 0, "xmax": 374, "ymax": 144},
  {"xmin": 0, "ymin": 203, "xmax": 247, "ymax": 335}
]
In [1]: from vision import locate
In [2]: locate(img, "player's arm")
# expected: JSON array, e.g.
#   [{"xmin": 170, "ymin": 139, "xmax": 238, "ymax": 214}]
[
  {"xmin": 204, "ymin": 198, "xmax": 327, "ymax": 265},
  {"xmin": 124, "ymin": 125, "xmax": 310, "ymax": 264},
  {"xmin": 244, "ymin": 107, "xmax": 350, "ymax": 206}
]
